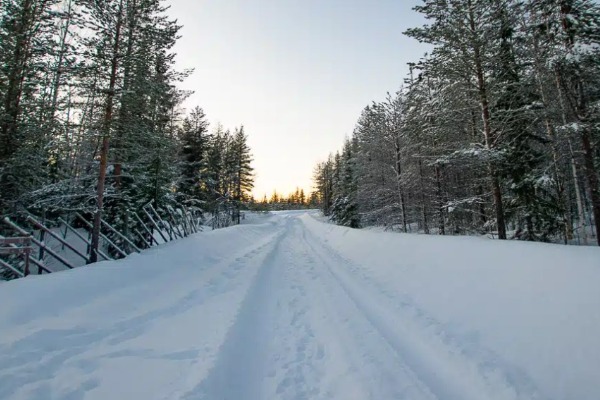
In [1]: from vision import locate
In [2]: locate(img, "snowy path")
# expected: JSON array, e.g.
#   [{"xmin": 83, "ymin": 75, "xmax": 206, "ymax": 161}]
[{"xmin": 1, "ymin": 211, "xmax": 599, "ymax": 400}]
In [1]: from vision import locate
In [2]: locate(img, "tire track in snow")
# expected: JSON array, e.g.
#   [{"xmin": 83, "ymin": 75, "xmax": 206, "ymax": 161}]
[
  {"xmin": 181, "ymin": 216, "xmax": 328, "ymax": 400},
  {"xmin": 300, "ymin": 220, "xmax": 543, "ymax": 400},
  {"xmin": 0, "ymin": 222, "xmax": 288, "ymax": 400},
  {"xmin": 295, "ymin": 221, "xmax": 438, "ymax": 400},
  {"xmin": 180, "ymin": 219, "xmax": 291, "ymax": 400},
  {"xmin": 266, "ymin": 241, "xmax": 325, "ymax": 400},
  {"xmin": 302, "ymin": 228, "xmax": 546, "ymax": 400}
]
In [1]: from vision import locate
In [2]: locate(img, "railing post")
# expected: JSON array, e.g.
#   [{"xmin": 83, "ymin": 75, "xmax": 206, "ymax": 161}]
[
  {"xmin": 24, "ymin": 238, "xmax": 31, "ymax": 276},
  {"xmin": 0, "ymin": 236, "xmax": 37, "ymax": 277}
]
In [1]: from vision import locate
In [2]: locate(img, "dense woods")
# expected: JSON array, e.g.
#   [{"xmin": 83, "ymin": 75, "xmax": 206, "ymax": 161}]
[
  {"xmin": 0, "ymin": 0, "xmax": 254, "ymax": 274},
  {"xmin": 314, "ymin": 0, "xmax": 600, "ymax": 245}
]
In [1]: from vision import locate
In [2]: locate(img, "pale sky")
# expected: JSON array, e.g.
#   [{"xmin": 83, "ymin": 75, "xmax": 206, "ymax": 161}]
[{"xmin": 166, "ymin": 0, "xmax": 428, "ymax": 198}]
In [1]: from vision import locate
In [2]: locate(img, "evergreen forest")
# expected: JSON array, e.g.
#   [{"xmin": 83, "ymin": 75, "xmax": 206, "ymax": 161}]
[{"xmin": 313, "ymin": 0, "xmax": 600, "ymax": 245}]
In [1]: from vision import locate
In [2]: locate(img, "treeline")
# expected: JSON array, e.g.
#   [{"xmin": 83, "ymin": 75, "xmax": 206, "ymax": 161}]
[
  {"xmin": 314, "ymin": 0, "xmax": 600, "ymax": 245},
  {"xmin": 252, "ymin": 188, "xmax": 319, "ymax": 211},
  {"xmin": 178, "ymin": 110, "xmax": 254, "ymax": 224},
  {"xmin": 0, "ymin": 1, "xmax": 253, "ymax": 259}
]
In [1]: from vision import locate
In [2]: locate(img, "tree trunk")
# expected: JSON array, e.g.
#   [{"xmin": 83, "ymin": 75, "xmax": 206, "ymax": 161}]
[
  {"xmin": 580, "ymin": 129, "xmax": 600, "ymax": 245},
  {"xmin": 114, "ymin": 0, "xmax": 138, "ymax": 188},
  {"xmin": 435, "ymin": 165, "xmax": 445, "ymax": 235},
  {"xmin": 554, "ymin": 70, "xmax": 587, "ymax": 244},
  {"xmin": 530, "ymin": 33, "xmax": 571, "ymax": 242},
  {"xmin": 569, "ymin": 140, "xmax": 587, "ymax": 244},
  {"xmin": 394, "ymin": 135, "xmax": 408, "ymax": 233},
  {"xmin": 558, "ymin": 3, "xmax": 600, "ymax": 245},
  {"xmin": 418, "ymin": 159, "xmax": 429, "ymax": 234},
  {"xmin": 576, "ymin": 74, "xmax": 600, "ymax": 245},
  {"xmin": 91, "ymin": 0, "xmax": 125, "ymax": 263},
  {"xmin": 469, "ymin": 3, "xmax": 506, "ymax": 239},
  {"xmin": 48, "ymin": 0, "xmax": 74, "ymax": 121}
]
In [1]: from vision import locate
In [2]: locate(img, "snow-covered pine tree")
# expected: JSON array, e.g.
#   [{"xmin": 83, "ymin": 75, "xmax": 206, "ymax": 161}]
[
  {"xmin": 230, "ymin": 126, "xmax": 254, "ymax": 223},
  {"xmin": 313, "ymin": 155, "xmax": 335, "ymax": 216},
  {"xmin": 178, "ymin": 106, "xmax": 210, "ymax": 204},
  {"xmin": 0, "ymin": 0, "xmax": 62, "ymax": 219},
  {"xmin": 315, "ymin": 0, "xmax": 600, "ymax": 245},
  {"xmin": 330, "ymin": 138, "xmax": 360, "ymax": 228},
  {"xmin": 544, "ymin": 0, "xmax": 600, "ymax": 245},
  {"xmin": 406, "ymin": 0, "xmax": 509, "ymax": 239}
]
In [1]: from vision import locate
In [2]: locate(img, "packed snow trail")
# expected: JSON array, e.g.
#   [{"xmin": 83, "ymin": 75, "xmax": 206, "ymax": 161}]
[{"xmin": 1, "ymin": 211, "xmax": 599, "ymax": 400}]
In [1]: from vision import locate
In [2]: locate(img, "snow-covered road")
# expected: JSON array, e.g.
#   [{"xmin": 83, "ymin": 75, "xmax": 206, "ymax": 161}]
[{"xmin": 1, "ymin": 211, "xmax": 599, "ymax": 400}]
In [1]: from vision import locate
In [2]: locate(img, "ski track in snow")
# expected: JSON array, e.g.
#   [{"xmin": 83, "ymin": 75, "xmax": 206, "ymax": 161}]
[
  {"xmin": 299, "ymin": 223, "xmax": 542, "ymax": 400},
  {"xmin": 0, "ymin": 211, "xmax": 598, "ymax": 400}
]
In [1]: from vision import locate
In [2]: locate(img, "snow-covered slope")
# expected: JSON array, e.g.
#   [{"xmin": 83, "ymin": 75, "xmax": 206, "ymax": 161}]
[{"xmin": 0, "ymin": 211, "xmax": 598, "ymax": 400}]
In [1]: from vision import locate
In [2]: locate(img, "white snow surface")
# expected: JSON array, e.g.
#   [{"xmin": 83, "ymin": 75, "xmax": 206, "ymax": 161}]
[{"xmin": 0, "ymin": 210, "xmax": 599, "ymax": 400}]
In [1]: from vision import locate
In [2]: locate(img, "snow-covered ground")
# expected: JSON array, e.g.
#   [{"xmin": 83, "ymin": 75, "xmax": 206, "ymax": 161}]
[{"xmin": 0, "ymin": 210, "xmax": 598, "ymax": 400}]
